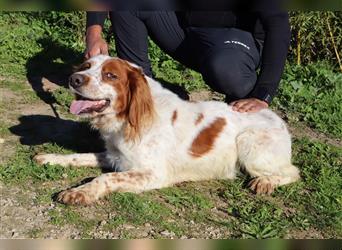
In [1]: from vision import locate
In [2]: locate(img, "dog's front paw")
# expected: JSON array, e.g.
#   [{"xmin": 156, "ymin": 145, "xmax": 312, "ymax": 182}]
[
  {"xmin": 248, "ymin": 176, "xmax": 276, "ymax": 195},
  {"xmin": 57, "ymin": 188, "xmax": 96, "ymax": 205},
  {"xmin": 33, "ymin": 154, "xmax": 51, "ymax": 165}
]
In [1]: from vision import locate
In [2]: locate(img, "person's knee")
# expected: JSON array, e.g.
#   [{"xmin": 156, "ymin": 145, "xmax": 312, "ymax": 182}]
[{"xmin": 201, "ymin": 52, "xmax": 256, "ymax": 99}]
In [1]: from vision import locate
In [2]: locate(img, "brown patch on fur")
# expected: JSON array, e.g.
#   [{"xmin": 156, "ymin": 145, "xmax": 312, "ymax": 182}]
[
  {"xmin": 127, "ymin": 171, "xmax": 145, "ymax": 179},
  {"xmin": 110, "ymin": 175, "xmax": 127, "ymax": 183},
  {"xmin": 195, "ymin": 113, "xmax": 204, "ymax": 125},
  {"xmin": 126, "ymin": 171, "xmax": 151, "ymax": 182},
  {"xmin": 101, "ymin": 59, "xmax": 155, "ymax": 141},
  {"xmin": 109, "ymin": 171, "xmax": 151, "ymax": 188},
  {"xmin": 171, "ymin": 110, "xmax": 178, "ymax": 125},
  {"xmin": 189, "ymin": 117, "xmax": 227, "ymax": 157},
  {"xmin": 83, "ymin": 75, "xmax": 90, "ymax": 86}
]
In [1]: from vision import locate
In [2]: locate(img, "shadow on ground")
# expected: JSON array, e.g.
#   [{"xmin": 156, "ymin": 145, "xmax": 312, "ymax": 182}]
[
  {"xmin": 25, "ymin": 38, "xmax": 84, "ymax": 116},
  {"xmin": 9, "ymin": 115, "xmax": 104, "ymax": 153}
]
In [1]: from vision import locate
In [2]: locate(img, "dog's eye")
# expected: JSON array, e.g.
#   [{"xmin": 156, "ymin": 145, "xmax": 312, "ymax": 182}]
[{"xmin": 104, "ymin": 72, "xmax": 117, "ymax": 80}]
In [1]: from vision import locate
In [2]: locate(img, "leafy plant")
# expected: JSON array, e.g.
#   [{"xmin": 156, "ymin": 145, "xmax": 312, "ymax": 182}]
[
  {"xmin": 289, "ymin": 11, "xmax": 342, "ymax": 70},
  {"xmin": 273, "ymin": 61, "xmax": 342, "ymax": 137}
]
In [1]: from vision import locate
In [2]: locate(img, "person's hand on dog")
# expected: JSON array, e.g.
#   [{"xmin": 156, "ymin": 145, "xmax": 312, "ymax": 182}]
[
  {"xmin": 85, "ymin": 25, "xmax": 109, "ymax": 59},
  {"xmin": 230, "ymin": 98, "xmax": 269, "ymax": 113}
]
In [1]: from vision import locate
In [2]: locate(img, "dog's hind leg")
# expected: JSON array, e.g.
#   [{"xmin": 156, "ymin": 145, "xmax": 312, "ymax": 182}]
[
  {"xmin": 57, "ymin": 169, "xmax": 164, "ymax": 205},
  {"xmin": 237, "ymin": 128, "xmax": 300, "ymax": 194},
  {"xmin": 34, "ymin": 152, "xmax": 107, "ymax": 168}
]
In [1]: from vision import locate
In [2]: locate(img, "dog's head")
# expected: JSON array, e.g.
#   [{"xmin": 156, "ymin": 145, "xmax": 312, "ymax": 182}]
[{"xmin": 69, "ymin": 55, "xmax": 154, "ymax": 140}]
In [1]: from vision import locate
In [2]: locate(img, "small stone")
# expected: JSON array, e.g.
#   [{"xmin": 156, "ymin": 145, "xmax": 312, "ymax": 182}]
[
  {"xmin": 62, "ymin": 173, "xmax": 68, "ymax": 179},
  {"xmin": 180, "ymin": 235, "xmax": 188, "ymax": 239},
  {"xmin": 144, "ymin": 223, "xmax": 151, "ymax": 227},
  {"xmin": 160, "ymin": 230, "xmax": 175, "ymax": 237},
  {"xmin": 123, "ymin": 224, "xmax": 135, "ymax": 229},
  {"xmin": 141, "ymin": 231, "xmax": 149, "ymax": 237},
  {"xmin": 160, "ymin": 230, "xmax": 170, "ymax": 236},
  {"xmin": 0, "ymin": 138, "xmax": 4, "ymax": 144},
  {"xmin": 100, "ymin": 220, "xmax": 107, "ymax": 226}
]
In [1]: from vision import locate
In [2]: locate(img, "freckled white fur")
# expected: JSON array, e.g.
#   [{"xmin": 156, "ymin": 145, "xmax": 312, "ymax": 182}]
[{"xmin": 36, "ymin": 55, "xmax": 300, "ymax": 204}]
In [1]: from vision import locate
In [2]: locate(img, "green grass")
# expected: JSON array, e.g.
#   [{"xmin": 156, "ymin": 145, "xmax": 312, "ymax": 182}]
[
  {"xmin": 51, "ymin": 87, "xmax": 75, "ymax": 115},
  {"xmin": 2, "ymin": 137, "xmax": 339, "ymax": 238},
  {"xmin": 48, "ymin": 206, "xmax": 99, "ymax": 238},
  {"xmin": 273, "ymin": 62, "xmax": 342, "ymax": 138},
  {"xmin": 289, "ymin": 138, "xmax": 342, "ymax": 234},
  {"xmin": 0, "ymin": 144, "xmax": 101, "ymax": 184},
  {"xmin": 105, "ymin": 192, "xmax": 185, "ymax": 237},
  {"xmin": 149, "ymin": 40, "xmax": 208, "ymax": 92},
  {"xmin": 0, "ymin": 78, "xmax": 40, "ymax": 103},
  {"xmin": 0, "ymin": 120, "xmax": 10, "ymax": 137},
  {"xmin": 0, "ymin": 13, "xmax": 44, "ymax": 76},
  {"xmin": 161, "ymin": 188, "xmax": 213, "ymax": 210},
  {"xmin": 160, "ymin": 187, "xmax": 215, "ymax": 224},
  {"xmin": 109, "ymin": 193, "xmax": 171, "ymax": 225}
]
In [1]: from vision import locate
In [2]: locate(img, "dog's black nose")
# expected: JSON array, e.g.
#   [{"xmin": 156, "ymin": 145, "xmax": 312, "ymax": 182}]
[{"xmin": 69, "ymin": 74, "xmax": 86, "ymax": 89}]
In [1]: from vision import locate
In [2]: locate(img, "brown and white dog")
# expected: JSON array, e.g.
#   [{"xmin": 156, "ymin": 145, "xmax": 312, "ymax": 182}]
[{"xmin": 34, "ymin": 55, "xmax": 300, "ymax": 205}]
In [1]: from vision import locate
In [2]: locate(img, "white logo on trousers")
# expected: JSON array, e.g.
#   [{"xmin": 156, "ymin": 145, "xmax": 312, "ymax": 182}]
[{"xmin": 224, "ymin": 40, "xmax": 250, "ymax": 50}]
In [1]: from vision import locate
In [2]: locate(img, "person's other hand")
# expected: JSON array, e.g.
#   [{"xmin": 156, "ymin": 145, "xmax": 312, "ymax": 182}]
[
  {"xmin": 84, "ymin": 25, "xmax": 109, "ymax": 59},
  {"xmin": 85, "ymin": 36, "xmax": 108, "ymax": 59},
  {"xmin": 230, "ymin": 98, "xmax": 269, "ymax": 113}
]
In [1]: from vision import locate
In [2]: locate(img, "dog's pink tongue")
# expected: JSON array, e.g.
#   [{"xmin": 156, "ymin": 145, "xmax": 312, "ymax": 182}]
[{"xmin": 70, "ymin": 100, "xmax": 100, "ymax": 115}]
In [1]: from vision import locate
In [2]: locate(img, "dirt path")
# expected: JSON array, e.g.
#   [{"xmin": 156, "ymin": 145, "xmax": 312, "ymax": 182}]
[{"xmin": 0, "ymin": 182, "xmax": 81, "ymax": 239}]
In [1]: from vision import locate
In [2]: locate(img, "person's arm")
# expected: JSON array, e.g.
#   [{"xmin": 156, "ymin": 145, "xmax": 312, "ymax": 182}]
[
  {"xmin": 249, "ymin": 10, "xmax": 291, "ymax": 103},
  {"xmin": 85, "ymin": 12, "xmax": 109, "ymax": 59},
  {"xmin": 231, "ymin": 10, "xmax": 290, "ymax": 113}
]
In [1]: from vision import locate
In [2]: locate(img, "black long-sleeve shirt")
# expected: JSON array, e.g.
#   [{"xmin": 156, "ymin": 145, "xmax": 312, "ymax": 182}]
[{"xmin": 86, "ymin": 1, "xmax": 290, "ymax": 103}]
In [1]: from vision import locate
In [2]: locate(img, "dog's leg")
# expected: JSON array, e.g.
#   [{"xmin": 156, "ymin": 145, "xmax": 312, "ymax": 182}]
[
  {"xmin": 34, "ymin": 152, "xmax": 107, "ymax": 168},
  {"xmin": 237, "ymin": 128, "xmax": 300, "ymax": 194},
  {"xmin": 57, "ymin": 169, "xmax": 163, "ymax": 205}
]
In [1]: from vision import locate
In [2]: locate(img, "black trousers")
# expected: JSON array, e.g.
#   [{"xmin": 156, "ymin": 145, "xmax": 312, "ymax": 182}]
[{"xmin": 110, "ymin": 11, "xmax": 262, "ymax": 100}]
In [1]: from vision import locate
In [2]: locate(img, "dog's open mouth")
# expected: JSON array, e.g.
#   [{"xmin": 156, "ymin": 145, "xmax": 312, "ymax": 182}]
[{"xmin": 70, "ymin": 95, "xmax": 110, "ymax": 115}]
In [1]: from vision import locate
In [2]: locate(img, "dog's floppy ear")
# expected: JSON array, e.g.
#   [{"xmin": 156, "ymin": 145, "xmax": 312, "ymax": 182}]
[{"xmin": 124, "ymin": 65, "xmax": 154, "ymax": 141}]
